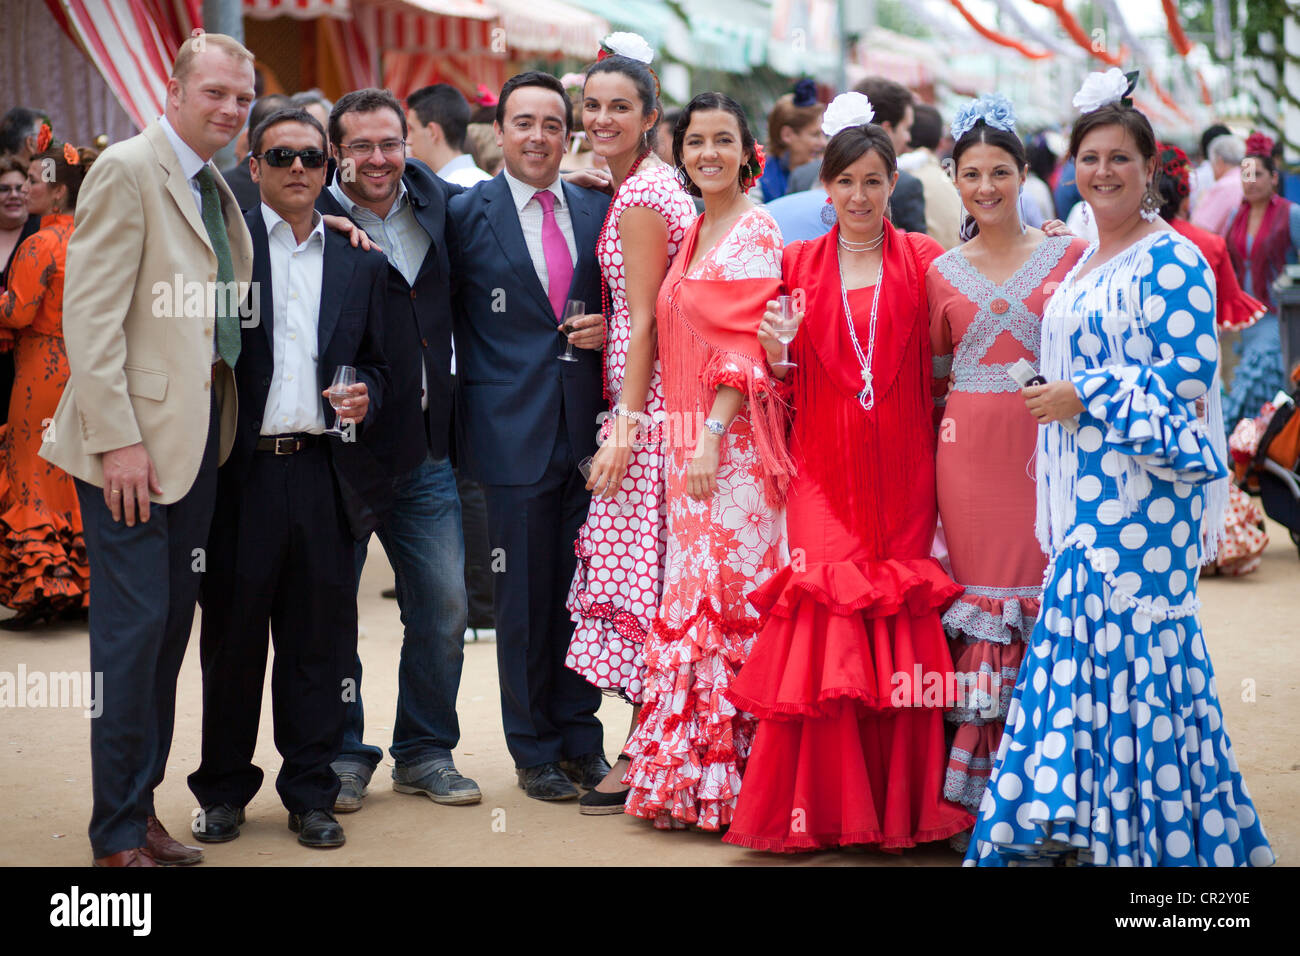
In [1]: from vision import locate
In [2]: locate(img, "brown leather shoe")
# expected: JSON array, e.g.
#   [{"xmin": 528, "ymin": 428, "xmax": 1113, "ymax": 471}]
[
  {"xmin": 146, "ymin": 815, "xmax": 204, "ymax": 866},
  {"xmin": 93, "ymin": 848, "xmax": 158, "ymax": 867}
]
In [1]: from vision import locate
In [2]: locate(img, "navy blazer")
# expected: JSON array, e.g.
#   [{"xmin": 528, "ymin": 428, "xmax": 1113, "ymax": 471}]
[
  {"xmin": 447, "ymin": 175, "xmax": 609, "ymax": 486},
  {"xmin": 230, "ymin": 204, "xmax": 391, "ymax": 537},
  {"xmin": 316, "ymin": 157, "xmax": 461, "ymax": 477}
]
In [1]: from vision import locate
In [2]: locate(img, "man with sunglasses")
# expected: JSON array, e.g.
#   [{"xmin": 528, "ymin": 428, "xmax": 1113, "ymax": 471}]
[{"xmin": 187, "ymin": 107, "xmax": 389, "ymax": 849}]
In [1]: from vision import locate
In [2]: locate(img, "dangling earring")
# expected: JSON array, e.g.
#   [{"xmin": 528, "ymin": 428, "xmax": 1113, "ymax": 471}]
[
  {"xmin": 1016, "ymin": 186, "xmax": 1027, "ymax": 235},
  {"xmin": 1080, "ymin": 202, "xmax": 1090, "ymax": 226},
  {"xmin": 820, "ymin": 194, "xmax": 836, "ymax": 227},
  {"xmin": 675, "ymin": 165, "xmax": 691, "ymax": 191},
  {"xmin": 886, "ymin": 200, "xmax": 894, "ymax": 223},
  {"xmin": 1139, "ymin": 181, "xmax": 1161, "ymax": 222}
]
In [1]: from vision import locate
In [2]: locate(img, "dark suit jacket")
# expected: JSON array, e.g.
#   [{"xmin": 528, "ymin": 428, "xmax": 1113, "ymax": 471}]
[
  {"xmin": 890, "ymin": 170, "xmax": 928, "ymax": 235},
  {"xmin": 230, "ymin": 205, "xmax": 391, "ymax": 538},
  {"xmin": 447, "ymin": 176, "xmax": 608, "ymax": 486},
  {"xmin": 316, "ymin": 158, "xmax": 461, "ymax": 478},
  {"xmin": 220, "ymin": 159, "xmax": 259, "ymax": 212}
]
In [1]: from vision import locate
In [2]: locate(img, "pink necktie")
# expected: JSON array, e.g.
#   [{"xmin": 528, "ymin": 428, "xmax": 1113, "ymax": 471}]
[{"xmin": 534, "ymin": 190, "xmax": 573, "ymax": 322}]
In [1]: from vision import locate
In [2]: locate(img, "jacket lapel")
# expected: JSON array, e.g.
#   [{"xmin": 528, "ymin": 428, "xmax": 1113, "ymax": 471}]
[
  {"xmin": 319, "ymin": 228, "xmax": 355, "ymax": 355},
  {"xmin": 483, "ymin": 176, "xmax": 556, "ymax": 322},
  {"xmin": 245, "ymin": 206, "xmax": 275, "ymax": 354},
  {"xmin": 563, "ymin": 181, "xmax": 599, "ymax": 308},
  {"xmin": 145, "ymin": 122, "xmax": 213, "ymax": 251}
]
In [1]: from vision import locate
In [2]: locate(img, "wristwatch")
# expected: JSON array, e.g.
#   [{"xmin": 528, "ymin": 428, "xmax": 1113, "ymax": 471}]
[{"xmin": 703, "ymin": 418, "xmax": 726, "ymax": 436}]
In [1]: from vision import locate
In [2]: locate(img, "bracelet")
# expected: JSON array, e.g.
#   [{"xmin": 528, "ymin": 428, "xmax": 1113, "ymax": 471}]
[
  {"xmin": 703, "ymin": 417, "xmax": 726, "ymax": 436},
  {"xmin": 613, "ymin": 404, "xmax": 653, "ymax": 429}
]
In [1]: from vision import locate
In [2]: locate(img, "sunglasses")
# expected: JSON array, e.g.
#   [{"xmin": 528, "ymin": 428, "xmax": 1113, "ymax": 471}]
[{"xmin": 256, "ymin": 147, "xmax": 328, "ymax": 168}]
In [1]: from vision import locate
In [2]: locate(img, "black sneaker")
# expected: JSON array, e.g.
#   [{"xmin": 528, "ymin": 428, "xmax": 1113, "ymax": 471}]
[{"xmin": 392, "ymin": 764, "xmax": 482, "ymax": 806}]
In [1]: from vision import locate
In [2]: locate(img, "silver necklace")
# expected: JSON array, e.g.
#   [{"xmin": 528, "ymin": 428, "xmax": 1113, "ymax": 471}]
[
  {"xmin": 837, "ymin": 229, "xmax": 884, "ymax": 253},
  {"xmin": 837, "ymin": 247, "xmax": 884, "ymax": 410}
]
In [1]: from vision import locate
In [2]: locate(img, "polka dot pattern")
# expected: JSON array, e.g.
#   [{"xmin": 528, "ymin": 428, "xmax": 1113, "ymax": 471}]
[{"xmin": 966, "ymin": 232, "xmax": 1274, "ymax": 868}]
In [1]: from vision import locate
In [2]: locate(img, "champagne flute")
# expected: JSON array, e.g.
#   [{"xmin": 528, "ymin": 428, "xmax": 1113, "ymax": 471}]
[
  {"xmin": 578, "ymin": 456, "xmax": 633, "ymax": 515},
  {"xmin": 558, "ymin": 299, "xmax": 585, "ymax": 363},
  {"xmin": 770, "ymin": 295, "xmax": 798, "ymax": 369},
  {"xmin": 325, "ymin": 365, "xmax": 356, "ymax": 437}
]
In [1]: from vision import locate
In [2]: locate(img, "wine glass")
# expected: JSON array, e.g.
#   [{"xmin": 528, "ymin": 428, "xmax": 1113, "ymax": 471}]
[
  {"xmin": 770, "ymin": 295, "xmax": 799, "ymax": 369},
  {"xmin": 558, "ymin": 299, "xmax": 585, "ymax": 363},
  {"xmin": 325, "ymin": 365, "xmax": 356, "ymax": 438},
  {"xmin": 578, "ymin": 456, "xmax": 633, "ymax": 515}
]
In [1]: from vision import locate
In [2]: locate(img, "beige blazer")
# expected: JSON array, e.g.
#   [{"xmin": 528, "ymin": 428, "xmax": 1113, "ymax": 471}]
[
  {"xmin": 913, "ymin": 152, "xmax": 963, "ymax": 251},
  {"xmin": 40, "ymin": 120, "xmax": 253, "ymax": 504}
]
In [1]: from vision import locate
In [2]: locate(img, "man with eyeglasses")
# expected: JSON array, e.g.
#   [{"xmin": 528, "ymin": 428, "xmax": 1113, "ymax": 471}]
[
  {"xmin": 187, "ymin": 107, "xmax": 389, "ymax": 849},
  {"xmin": 317, "ymin": 88, "xmax": 482, "ymax": 812}
]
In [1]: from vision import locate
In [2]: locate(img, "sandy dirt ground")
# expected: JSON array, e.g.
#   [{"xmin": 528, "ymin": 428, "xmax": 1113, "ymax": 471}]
[{"xmin": 1, "ymin": 519, "xmax": 1296, "ymax": 868}]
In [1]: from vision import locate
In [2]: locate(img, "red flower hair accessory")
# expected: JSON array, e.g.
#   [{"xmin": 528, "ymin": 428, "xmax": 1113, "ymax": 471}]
[
  {"xmin": 1156, "ymin": 141, "xmax": 1189, "ymax": 198},
  {"xmin": 475, "ymin": 83, "xmax": 498, "ymax": 108},
  {"xmin": 63, "ymin": 142, "xmax": 80, "ymax": 166},
  {"xmin": 1245, "ymin": 132, "xmax": 1275, "ymax": 158},
  {"xmin": 741, "ymin": 143, "xmax": 766, "ymax": 191},
  {"xmin": 35, "ymin": 120, "xmax": 52, "ymax": 154}
]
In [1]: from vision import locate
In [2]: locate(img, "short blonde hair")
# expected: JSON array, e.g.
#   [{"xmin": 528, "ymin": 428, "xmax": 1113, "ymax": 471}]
[{"xmin": 171, "ymin": 31, "xmax": 254, "ymax": 84}]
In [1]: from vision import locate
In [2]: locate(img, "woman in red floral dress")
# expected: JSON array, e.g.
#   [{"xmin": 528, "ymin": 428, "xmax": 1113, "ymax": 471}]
[
  {"xmin": 724, "ymin": 95, "xmax": 973, "ymax": 851},
  {"xmin": 621, "ymin": 93, "xmax": 793, "ymax": 831},
  {"xmin": 0, "ymin": 140, "xmax": 96, "ymax": 627},
  {"xmin": 565, "ymin": 35, "xmax": 697, "ymax": 812}
]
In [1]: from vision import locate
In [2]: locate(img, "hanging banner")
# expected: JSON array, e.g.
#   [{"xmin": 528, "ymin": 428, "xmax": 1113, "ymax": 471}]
[
  {"xmin": 1162, "ymin": 0, "xmax": 1194, "ymax": 56},
  {"xmin": 1029, "ymin": 0, "xmax": 1124, "ymax": 68},
  {"xmin": 947, "ymin": 0, "xmax": 1052, "ymax": 60}
]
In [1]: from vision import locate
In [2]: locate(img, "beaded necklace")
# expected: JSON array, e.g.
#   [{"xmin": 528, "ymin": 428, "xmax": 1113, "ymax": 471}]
[
  {"xmin": 836, "ymin": 246, "xmax": 884, "ymax": 410},
  {"xmin": 596, "ymin": 147, "xmax": 653, "ymax": 403}
]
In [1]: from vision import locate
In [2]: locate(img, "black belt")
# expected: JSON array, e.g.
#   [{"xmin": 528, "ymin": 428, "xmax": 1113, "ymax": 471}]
[{"xmin": 255, "ymin": 433, "xmax": 321, "ymax": 455}]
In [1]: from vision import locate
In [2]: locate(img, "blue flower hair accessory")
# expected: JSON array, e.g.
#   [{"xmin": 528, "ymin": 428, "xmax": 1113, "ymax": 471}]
[
  {"xmin": 950, "ymin": 93, "xmax": 1017, "ymax": 143},
  {"xmin": 792, "ymin": 78, "xmax": 819, "ymax": 108}
]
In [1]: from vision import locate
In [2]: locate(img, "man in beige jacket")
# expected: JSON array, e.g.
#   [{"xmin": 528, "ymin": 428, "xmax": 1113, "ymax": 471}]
[
  {"xmin": 903, "ymin": 103, "xmax": 963, "ymax": 251},
  {"xmin": 40, "ymin": 32, "xmax": 255, "ymax": 868}
]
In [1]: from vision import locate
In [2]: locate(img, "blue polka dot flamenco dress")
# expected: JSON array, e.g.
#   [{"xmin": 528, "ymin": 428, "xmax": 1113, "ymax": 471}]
[{"xmin": 965, "ymin": 231, "xmax": 1276, "ymax": 867}]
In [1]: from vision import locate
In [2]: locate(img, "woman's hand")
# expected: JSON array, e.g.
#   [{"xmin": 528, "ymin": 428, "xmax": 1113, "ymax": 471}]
[
  {"xmin": 1023, "ymin": 380, "xmax": 1084, "ymax": 424},
  {"xmin": 1039, "ymin": 219, "xmax": 1073, "ymax": 238},
  {"xmin": 687, "ymin": 432, "xmax": 721, "ymax": 501},
  {"xmin": 758, "ymin": 300, "xmax": 802, "ymax": 376},
  {"xmin": 587, "ymin": 416, "xmax": 636, "ymax": 498}
]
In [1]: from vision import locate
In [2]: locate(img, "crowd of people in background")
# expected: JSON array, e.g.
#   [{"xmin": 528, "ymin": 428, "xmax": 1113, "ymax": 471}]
[{"xmin": 0, "ymin": 27, "xmax": 1291, "ymax": 868}]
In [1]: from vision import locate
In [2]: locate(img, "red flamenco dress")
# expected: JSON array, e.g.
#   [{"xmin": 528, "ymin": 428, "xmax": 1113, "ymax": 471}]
[
  {"xmin": 725, "ymin": 223, "xmax": 974, "ymax": 851},
  {"xmin": 0, "ymin": 213, "xmax": 89, "ymax": 619}
]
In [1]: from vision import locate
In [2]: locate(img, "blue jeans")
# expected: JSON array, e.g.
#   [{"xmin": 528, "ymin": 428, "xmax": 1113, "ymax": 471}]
[{"xmin": 334, "ymin": 454, "xmax": 467, "ymax": 782}]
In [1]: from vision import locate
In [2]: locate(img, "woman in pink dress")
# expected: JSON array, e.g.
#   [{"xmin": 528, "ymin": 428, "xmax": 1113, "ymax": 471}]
[
  {"xmin": 926, "ymin": 96, "xmax": 1087, "ymax": 824},
  {"xmin": 565, "ymin": 34, "xmax": 696, "ymax": 812},
  {"xmin": 622, "ymin": 92, "xmax": 793, "ymax": 831}
]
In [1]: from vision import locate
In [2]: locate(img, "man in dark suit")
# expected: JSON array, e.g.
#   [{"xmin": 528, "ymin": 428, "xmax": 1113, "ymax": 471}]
[
  {"xmin": 186, "ymin": 108, "xmax": 389, "ymax": 849},
  {"xmin": 849, "ymin": 77, "xmax": 928, "ymax": 236},
  {"xmin": 315, "ymin": 89, "xmax": 482, "ymax": 811},
  {"xmin": 447, "ymin": 71, "xmax": 610, "ymax": 801}
]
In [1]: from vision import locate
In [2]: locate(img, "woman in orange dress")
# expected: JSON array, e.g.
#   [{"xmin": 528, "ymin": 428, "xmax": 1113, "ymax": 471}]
[{"xmin": 0, "ymin": 139, "xmax": 97, "ymax": 627}]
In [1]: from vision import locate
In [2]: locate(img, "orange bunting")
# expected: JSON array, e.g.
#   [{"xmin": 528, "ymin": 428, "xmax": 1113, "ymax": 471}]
[
  {"xmin": 1029, "ymin": 0, "xmax": 1124, "ymax": 68},
  {"xmin": 948, "ymin": 0, "xmax": 1053, "ymax": 60},
  {"xmin": 1162, "ymin": 0, "xmax": 1194, "ymax": 56}
]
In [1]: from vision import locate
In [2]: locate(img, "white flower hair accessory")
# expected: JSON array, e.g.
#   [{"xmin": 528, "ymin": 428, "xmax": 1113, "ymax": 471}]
[
  {"xmin": 821, "ymin": 92, "xmax": 875, "ymax": 138},
  {"xmin": 599, "ymin": 32, "xmax": 654, "ymax": 64},
  {"xmin": 1072, "ymin": 68, "xmax": 1140, "ymax": 113},
  {"xmin": 950, "ymin": 93, "xmax": 1017, "ymax": 142}
]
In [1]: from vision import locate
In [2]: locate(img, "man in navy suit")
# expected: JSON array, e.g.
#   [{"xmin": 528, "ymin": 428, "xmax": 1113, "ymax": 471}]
[
  {"xmin": 448, "ymin": 72, "xmax": 611, "ymax": 801},
  {"xmin": 187, "ymin": 108, "xmax": 389, "ymax": 848}
]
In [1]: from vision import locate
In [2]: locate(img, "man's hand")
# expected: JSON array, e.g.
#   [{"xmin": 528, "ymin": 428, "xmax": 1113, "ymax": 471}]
[
  {"xmin": 563, "ymin": 168, "xmax": 613, "ymax": 194},
  {"xmin": 325, "ymin": 381, "xmax": 369, "ymax": 425},
  {"xmin": 322, "ymin": 214, "xmax": 381, "ymax": 253},
  {"xmin": 565, "ymin": 313, "xmax": 605, "ymax": 350},
  {"xmin": 101, "ymin": 442, "xmax": 162, "ymax": 526}
]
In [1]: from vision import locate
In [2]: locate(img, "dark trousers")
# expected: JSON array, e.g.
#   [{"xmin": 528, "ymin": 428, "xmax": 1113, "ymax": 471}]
[
  {"xmin": 483, "ymin": 423, "xmax": 603, "ymax": 768},
  {"xmin": 77, "ymin": 396, "xmax": 220, "ymax": 858},
  {"xmin": 457, "ymin": 469, "xmax": 495, "ymax": 629},
  {"xmin": 188, "ymin": 443, "xmax": 356, "ymax": 813}
]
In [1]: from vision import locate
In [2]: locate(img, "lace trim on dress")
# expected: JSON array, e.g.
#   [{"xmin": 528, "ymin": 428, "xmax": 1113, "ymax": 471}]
[
  {"xmin": 942, "ymin": 594, "xmax": 1038, "ymax": 646},
  {"xmin": 1055, "ymin": 529, "xmax": 1202, "ymax": 624}
]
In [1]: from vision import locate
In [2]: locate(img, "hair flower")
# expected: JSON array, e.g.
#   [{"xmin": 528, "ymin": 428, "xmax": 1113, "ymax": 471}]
[
  {"xmin": 741, "ymin": 142, "xmax": 766, "ymax": 191},
  {"xmin": 821, "ymin": 92, "xmax": 874, "ymax": 138},
  {"xmin": 1073, "ymin": 68, "xmax": 1139, "ymax": 113},
  {"xmin": 598, "ymin": 32, "xmax": 654, "ymax": 64},
  {"xmin": 62, "ymin": 142, "xmax": 79, "ymax": 165},
  {"xmin": 950, "ymin": 93, "xmax": 1017, "ymax": 142},
  {"xmin": 792, "ymin": 78, "xmax": 819, "ymax": 108},
  {"xmin": 475, "ymin": 83, "xmax": 499, "ymax": 108},
  {"xmin": 35, "ymin": 120, "xmax": 52, "ymax": 154},
  {"xmin": 1245, "ymin": 132, "xmax": 1275, "ymax": 157}
]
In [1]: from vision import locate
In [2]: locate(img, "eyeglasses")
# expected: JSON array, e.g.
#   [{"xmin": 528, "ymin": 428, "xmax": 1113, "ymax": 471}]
[
  {"xmin": 0, "ymin": 184, "xmax": 27, "ymax": 196},
  {"xmin": 339, "ymin": 140, "xmax": 406, "ymax": 157},
  {"xmin": 256, "ymin": 148, "xmax": 328, "ymax": 168}
]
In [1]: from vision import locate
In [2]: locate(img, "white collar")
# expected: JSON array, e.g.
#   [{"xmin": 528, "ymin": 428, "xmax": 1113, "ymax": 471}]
[
  {"xmin": 158, "ymin": 115, "xmax": 209, "ymax": 182},
  {"xmin": 503, "ymin": 168, "xmax": 564, "ymax": 214},
  {"xmin": 261, "ymin": 201, "xmax": 324, "ymax": 247},
  {"xmin": 438, "ymin": 153, "xmax": 476, "ymax": 177}
]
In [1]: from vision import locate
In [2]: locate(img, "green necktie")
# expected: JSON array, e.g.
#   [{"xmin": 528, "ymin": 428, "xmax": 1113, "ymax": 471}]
[{"xmin": 194, "ymin": 166, "xmax": 240, "ymax": 368}]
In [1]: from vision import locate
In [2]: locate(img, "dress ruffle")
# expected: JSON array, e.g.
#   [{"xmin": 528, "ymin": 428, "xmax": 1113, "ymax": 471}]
[
  {"xmin": 1075, "ymin": 367, "xmax": 1222, "ymax": 482},
  {"xmin": 941, "ymin": 591, "xmax": 1040, "ymax": 647},
  {"xmin": 732, "ymin": 558, "xmax": 961, "ymax": 718},
  {"xmin": 622, "ymin": 601, "xmax": 759, "ymax": 831},
  {"xmin": 1223, "ymin": 315, "xmax": 1287, "ymax": 430},
  {"xmin": 722, "ymin": 556, "xmax": 973, "ymax": 852}
]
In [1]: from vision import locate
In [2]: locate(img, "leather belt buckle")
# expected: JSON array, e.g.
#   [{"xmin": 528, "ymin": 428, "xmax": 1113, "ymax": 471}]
[{"xmin": 273, "ymin": 436, "xmax": 300, "ymax": 456}]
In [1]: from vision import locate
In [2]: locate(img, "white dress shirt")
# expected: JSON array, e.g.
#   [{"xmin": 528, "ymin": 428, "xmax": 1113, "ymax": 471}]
[
  {"xmin": 502, "ymin": 170, "xmax": 576, "ymax": 295},
  {"xmin": 438, "ymin": 153, "xmax": 493, "ymax": 187},
  {"xmin": 261, "ymin": 203, "xmax": 327, "ymax": 435},
  {"xmin": 158, "ymin": 115, "xmax": 207, "ymax": 215}
]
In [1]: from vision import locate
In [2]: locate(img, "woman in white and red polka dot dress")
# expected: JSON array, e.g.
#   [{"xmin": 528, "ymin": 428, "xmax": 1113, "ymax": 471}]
[{"xmin": 564, "ymin": 46, "xmax": 696, "ymax": 811}]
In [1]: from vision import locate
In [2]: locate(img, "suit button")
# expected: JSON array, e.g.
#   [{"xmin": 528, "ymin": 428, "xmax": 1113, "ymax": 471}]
[
  {"xmin": 262, "ymin": 377, "xmax": 270, "ymax": 387},
  {"xmin": 410, "ymin": 290, "xmax": 417, "ymax": 300},
  {"xmin": 204, "ymin": 327, "xmax": 213, "ymax": 337},
  {"xmin": 252, "ymin": 420, "xmax": 260, "ymax": 431},
  {"xmin": 422, "ymin": 338, "xmax": 428, "ymax": 347},
  {"xmin": 204, "ymin": 379, "xmax": 211, "ymax": 391}
]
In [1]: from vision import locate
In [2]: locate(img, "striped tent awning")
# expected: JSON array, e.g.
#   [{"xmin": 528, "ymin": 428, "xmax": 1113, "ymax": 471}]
[
  {"xmin": 243, "ymin": 0, "xmax": 353, "ymax": 18},
  {"xmin": 490, "ymin": 0, "xmax": 607, "ymax": 59}
]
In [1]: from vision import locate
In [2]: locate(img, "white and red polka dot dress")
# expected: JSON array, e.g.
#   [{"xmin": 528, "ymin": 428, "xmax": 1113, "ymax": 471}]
[{"xmin": 565, "ymin": 163, "xmax": 696, "ymax": 703}]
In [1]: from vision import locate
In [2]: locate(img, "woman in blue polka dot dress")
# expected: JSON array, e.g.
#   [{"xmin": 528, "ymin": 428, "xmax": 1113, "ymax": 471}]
[{"xmin": 965, "ymin": 76, "xmax": 1275, "ymax": 867}]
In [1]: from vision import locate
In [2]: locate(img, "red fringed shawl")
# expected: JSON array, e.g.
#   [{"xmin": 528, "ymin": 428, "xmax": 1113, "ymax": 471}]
[
  {"xmin": 782, "ymin": 222, "xmax": 944, "ymax": 555},
  {"xmin": 656, "ymin": 215, "xmax": 793, "ymax": 506},
  {"xmin": 1226, "ymin": 194, "xmax": 1294, "ymax": 311}
]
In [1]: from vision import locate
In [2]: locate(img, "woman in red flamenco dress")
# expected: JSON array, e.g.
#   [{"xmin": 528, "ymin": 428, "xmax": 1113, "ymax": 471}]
[{"xmin": 724, "ymin": 100, "xmax": 974, "ymax": 852}]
